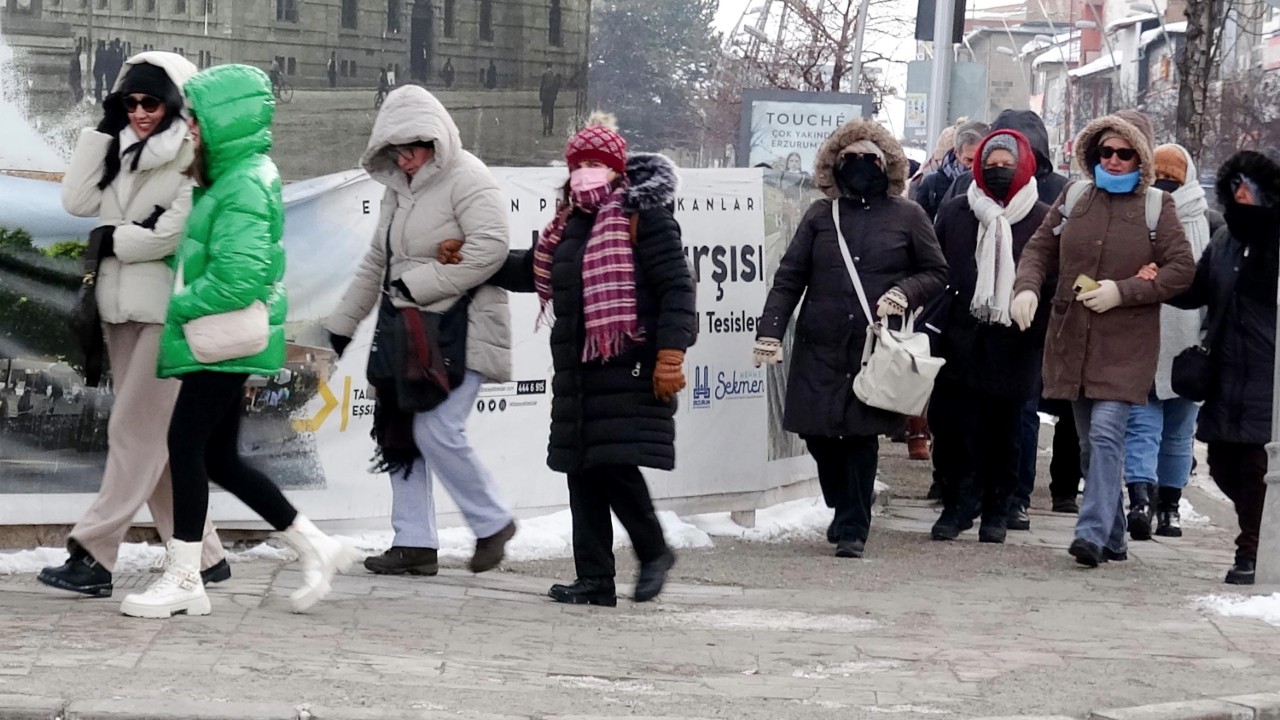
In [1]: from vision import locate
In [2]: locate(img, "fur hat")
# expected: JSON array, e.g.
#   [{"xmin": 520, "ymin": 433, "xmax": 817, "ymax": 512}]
[
  {"xmin": 566, "ymin": 111, "xmax": 627, "ymax": 175},
  {"xmin": 1154, "ymin": 144, "xmax": 1189, "ymax": 184}
]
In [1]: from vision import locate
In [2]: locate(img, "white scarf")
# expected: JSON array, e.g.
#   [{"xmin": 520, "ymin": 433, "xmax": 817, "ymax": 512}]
[
  {"xmin": 119, "ymin": 120, "xmax": 188, "ymax": 173},
  {"xmin": 1171, "ymin": 181, "xmax": 1212, "ymax": 260},
  {"xmin": 966, "ymin": 176, "xmax": 1039, "ymax": 326}
]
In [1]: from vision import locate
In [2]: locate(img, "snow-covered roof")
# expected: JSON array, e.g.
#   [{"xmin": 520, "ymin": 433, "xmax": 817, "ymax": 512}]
[
  {"xmin": 1141, "ymin": 21, "xmax": 1187, "ymax": 48},
  {"xmin": 1032, "ymin": 38, "xmax": 1082, "ymax": 69},
  {"xmin": 1069, "ymin": 49, "xmax": 1123, "ymax": 78},
  {"xmin": 1021, "ymin": 30, "xmax": 1072, "ymax": 54},
  {"xmin": 1106, "ymin": 12, "xmax": 1158, "ymax": 32}
]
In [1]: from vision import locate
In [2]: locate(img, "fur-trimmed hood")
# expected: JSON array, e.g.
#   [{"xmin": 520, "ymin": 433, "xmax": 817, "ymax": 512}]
[
  {"xmin": 624, "ymin": 152, "xmax": 679, "ymax": 212},
  {"xmin": 1216, "ymin": 149, "xmax": 1280, "ymax": 208},
  {"xmin": 1073, "ymin": 115, "xmax": 1155, "ymax": 192},
  {"xmin": 814, "ymin": 117, "xmax": 908, "ymax": 199}
]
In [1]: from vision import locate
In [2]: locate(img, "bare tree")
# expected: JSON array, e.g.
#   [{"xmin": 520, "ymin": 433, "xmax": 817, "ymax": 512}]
[{"xmin": 1177, "ymin": 0, "xmax": 1229, "ymax": 162}]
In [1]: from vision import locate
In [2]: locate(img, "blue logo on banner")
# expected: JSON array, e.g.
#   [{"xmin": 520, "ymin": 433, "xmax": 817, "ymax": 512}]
[{"xmin": 692, "ymin": 365, "xmax": 712, "ymax": 409}]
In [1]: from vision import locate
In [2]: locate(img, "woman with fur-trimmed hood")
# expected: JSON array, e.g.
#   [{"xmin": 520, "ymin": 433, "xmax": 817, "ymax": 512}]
[
  {"xmin": 1011, "ymin": 115, "xmax": 1195, "ymax": 569},
  {"xmin": 753, "ymin": 118, "xmax": 949, "ymax": 560},
  {"xmin": 484, "ymin": 114, "xmax": 697, "ymax": 607}
]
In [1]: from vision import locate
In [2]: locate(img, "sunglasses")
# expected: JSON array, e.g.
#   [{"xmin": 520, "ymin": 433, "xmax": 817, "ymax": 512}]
[
  {"xmin": 1099, "ymin": 146, "xmax": 1138, "ymax": 161},
  {"xmin": 123, "ymin": 95, "xmax": 163, "ymax": 112},
  {"xmin": 841, "ymin": 152, "xmax": 881, "ymax": 164}
]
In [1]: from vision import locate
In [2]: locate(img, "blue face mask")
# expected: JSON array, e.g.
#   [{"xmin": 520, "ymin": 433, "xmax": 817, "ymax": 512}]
[{"xmin": 1094, "ymin": 163, "xmax": 1141, "ymax": 194}]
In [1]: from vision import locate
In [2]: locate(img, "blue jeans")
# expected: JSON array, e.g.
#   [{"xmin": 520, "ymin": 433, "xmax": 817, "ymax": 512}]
[
  {"xmin": 1123, "ymin": 396, "xmax": 1199, "ymax": 489},
  {"xmin": 391, "ymin": 371, "xmax": 513, "ymax": 549},
  {"xmin": 1013, "ymin": 395, "xmax": 1041, "ymax": 509},
  {"xmin": 1072, "ymin": 399, "xmax": 1132, "ymax": 553}
]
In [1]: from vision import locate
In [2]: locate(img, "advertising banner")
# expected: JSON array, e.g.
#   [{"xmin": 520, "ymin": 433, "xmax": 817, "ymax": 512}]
[
  {"xmin": 738, "ymin": 89, "xmax": 875, "ymax": 174},
  {"xmin": 0, "ymin": 167, "xmax": 803, "ymax": 528}
]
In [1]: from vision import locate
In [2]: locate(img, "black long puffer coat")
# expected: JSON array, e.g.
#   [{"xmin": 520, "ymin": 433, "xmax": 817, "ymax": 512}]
[
  {"xmin": 493, "ymin": 153, "xmax": 697, "ymax": 473},
  {"xmin": 1168, "ymin": 150, "xmax": 1280, "ymax": 445}
]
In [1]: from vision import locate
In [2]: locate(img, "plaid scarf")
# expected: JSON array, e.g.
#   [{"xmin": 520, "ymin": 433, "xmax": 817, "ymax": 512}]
[{"xmin": 533, "ymin": 181, "xmax": 643, "ymax": 362}]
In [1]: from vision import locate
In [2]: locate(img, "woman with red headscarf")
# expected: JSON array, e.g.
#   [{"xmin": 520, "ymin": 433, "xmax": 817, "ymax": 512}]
[{"xmin": 927, "ymin": 130, "xmax": 1054, "ymax": 545}]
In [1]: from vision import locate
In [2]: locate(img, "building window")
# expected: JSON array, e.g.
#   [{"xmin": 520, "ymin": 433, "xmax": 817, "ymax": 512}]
[
  {"xmin": 341, "ymin": 0, "xmax": 358, "ymax": 30},
  {"xmin": 387, "ymin": 0, "xmax": 400, "ymax": 32},
  {"xmin": 80, "ymin": 0, "xmax": 88, "ymax": 8},
  {"xmin": 124, "ymin": 0, "xmax": 134, "ymax": 9},
  {"xmin": 444, "ymin": 0, "xmax": 456, "ymax": 37},
  {"xmin": 276, "ymin": 0, "xmax": 296, "ymax": 22},
  {"xmin": 287, "ymin": 57, "xmax": 297, "ymax": 75},
  {"xmin": 146, "ymin": 0, "xmax": 155, "ymax": 10},
  {"xmin": 351, "ymin": 60, "xmax": 358, "ymax": 76},
  {"xmin": 549, "ymin": 0, "xmax": 562, "ymax": 46},
  {"xmin": 204, "ymin": 0, "xmax": 212, "ymax": 12},
  {"xmin": 480, "ymin": 0, "xmax": 493, "ymax": 41},
  {"xmin": 340, "ymin": 59, "xmax": 350, "ymax": 77},
  {"xmin": 97, "ymin": 0, "xmax": 109, "ymax": 10},
  {"xmin": 174, "ymin": 0, "xmax": 186, "ymax": 13}
]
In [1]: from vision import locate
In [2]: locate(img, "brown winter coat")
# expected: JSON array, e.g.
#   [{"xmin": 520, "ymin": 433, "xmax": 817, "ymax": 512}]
[{"xmin": 1012, "ymin": 115, "xmax": 1195, "ymax": 405}]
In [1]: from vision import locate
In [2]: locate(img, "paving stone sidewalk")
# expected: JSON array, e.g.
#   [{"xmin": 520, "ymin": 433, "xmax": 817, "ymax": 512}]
[{"xmin": 2, "ymin": 448, "xmax": 1279, "ymax": 719}]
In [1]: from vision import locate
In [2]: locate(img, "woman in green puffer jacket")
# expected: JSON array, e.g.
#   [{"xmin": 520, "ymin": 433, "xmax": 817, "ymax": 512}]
[{"xmin": 120, "ymin": 64, "xmax": 357, "ymax": 620}]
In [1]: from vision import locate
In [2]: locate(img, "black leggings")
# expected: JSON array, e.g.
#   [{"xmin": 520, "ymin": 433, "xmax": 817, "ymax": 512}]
[{"xmin": 169, "ymin": 371, "xmax": 297, "ymax": 542}]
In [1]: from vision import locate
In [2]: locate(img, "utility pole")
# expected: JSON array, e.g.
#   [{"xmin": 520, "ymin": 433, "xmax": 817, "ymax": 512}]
[
  {"xmin": 1260, "ymin": 287, "xmax": 1280, "ymax": 584},
  {"xmin": 848, "ymin": 0, "xmax": 873, "ymax": 94},
  {"xmin": 925, "ymin": 0, "xmax": 955, "ymax": 144}
]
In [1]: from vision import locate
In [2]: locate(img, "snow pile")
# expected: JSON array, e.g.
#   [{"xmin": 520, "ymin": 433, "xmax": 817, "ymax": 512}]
[
  {"xmin": 1199, "ymin": 593, "xmax": 1280, "ymax": 627},
  {"xmin": 1180, "ymin": 497, "xmax": 1211, "ymax": 525},
  {"xmin": 688, "ymin": 497, "xmax": 832, "ymax": 542}
]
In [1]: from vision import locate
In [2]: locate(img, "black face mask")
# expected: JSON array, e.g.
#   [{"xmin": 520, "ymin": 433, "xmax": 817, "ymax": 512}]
[
  {"xmin": 1225, "ymin": 202, "xmax": 1280, "ymax": 246},
  {"xmin": 1153, "ymin": 178, "xmax": 1182, "ymax": 194},
  {"xmin": 982, "ymin": 166, "xmax": 1017, "ymax": 200},
  {"xmin": 836, "ymin": 154, "xmax": 889, "ymax": 199}
]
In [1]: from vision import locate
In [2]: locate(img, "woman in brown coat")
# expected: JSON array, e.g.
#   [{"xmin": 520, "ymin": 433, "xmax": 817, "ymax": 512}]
[{"xmin": 1010, "ymin": 115, "xmax": 1195, "ymax": 568}]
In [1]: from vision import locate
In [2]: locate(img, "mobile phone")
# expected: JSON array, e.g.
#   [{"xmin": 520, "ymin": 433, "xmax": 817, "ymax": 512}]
[{"xmin": 1073, "ymin": 274, "xmax": 1101, "ymax": 295}]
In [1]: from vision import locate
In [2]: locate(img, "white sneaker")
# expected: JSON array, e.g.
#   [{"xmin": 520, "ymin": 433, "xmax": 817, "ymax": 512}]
[
  {"xmin": 274, "ymin": 515, "xmax": 358, "ymax": 613},
  {"xmin": 120, "ymin": 540, "xmax": 211, "ymax": 619}
]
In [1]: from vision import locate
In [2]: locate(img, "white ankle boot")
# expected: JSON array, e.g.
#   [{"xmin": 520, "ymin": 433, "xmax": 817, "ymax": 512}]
[
  {"xmin": 275, "ymin": 515, "xmax": 358, "ymax": 613},
  {"xmin": 120, "ymin": 540, "xmax": 211, "ymax": 619}
]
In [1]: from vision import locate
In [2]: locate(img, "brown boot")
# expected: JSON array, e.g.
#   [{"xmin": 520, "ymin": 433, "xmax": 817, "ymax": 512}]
[
  {"xmin": 906, "ymin": 415, "xmax": 931, "ymax": 461},
  {"xmin": 470, "ymin": 521, "xmax": 517, "ymax": 573}
]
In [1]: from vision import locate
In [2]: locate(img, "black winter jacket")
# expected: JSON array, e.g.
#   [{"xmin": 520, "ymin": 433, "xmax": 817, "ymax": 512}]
[
  {"xmin": 759, "ymin": 196, "xmax": 949, "ymax": 437},
  {"xmin": 913, "ymin": 166, "xmax": 958, "ymax": 221},
  {"xmin": 491, "ymin": 154, "xmax": 697, "ymax": 472},
  {"xmin": 932, "ymin": 196, "xmax": 1053, "ymax": 400},
  {"xmin": 942, "ymin": 110, "xmax": 1069, "ymax": 207}
]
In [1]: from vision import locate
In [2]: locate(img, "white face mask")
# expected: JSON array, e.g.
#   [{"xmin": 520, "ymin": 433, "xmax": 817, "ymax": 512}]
[{"xmin": 569, "ymin": 166, "xmax": 613, "ymax": 193}]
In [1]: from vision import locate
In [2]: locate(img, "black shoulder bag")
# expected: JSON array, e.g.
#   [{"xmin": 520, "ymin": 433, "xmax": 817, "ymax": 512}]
[
  {"xmin": 72, "ymin": 226, "xmax": 111, "ymax": 387},
  {"xmin": 1171, "ymin": 294, "xmax": 1234, "ymax": 403}
]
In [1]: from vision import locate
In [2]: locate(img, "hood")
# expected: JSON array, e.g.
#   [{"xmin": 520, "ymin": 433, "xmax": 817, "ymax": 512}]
[
  {"xmin": 184, "ymin": 64, "xmax": 275, "ymax": 183},
  {"xmin": 1159, "ymin": 143, "xmax": 1199, "ymax": 190},
  {"xmin": 1216, "ymin": 149, "xmax": 1280, "ymax": 208},
  {"xmin": 1114, "ymin": 109, "xmax": 1156, "ymax": 149},
  {"xmin": 991, "ymin": 109, "xmax": 1052, "ymax": 176},
  {"xmin": 361, "ymin": 85, "xmax": 463, "ymax": 193},
  {"xmin": 973, "ymin": 130, "xmax": 1037, "ymax": 203},
  {"xmin": 1073, "ymin": 115, "xmax": 1155, "ymax": 193},
  {"xmin": 623, "ymin": 153, "xmax": 679, "ymax": 212},
  {"xmin": 112, "ymin": 51, "xmax": 198, "ymax": 111},
  {"xmin": 814, "ymin": 118, "xmax": 908, "ymax": 199}
]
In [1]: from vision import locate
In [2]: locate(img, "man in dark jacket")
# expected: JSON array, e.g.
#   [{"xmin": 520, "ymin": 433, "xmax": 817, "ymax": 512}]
[
  {"xmin": 914, "ymin": 121, "xmax": 988, "ymax": 220},
  {"xmin": 943, "ymin": 110, "xmax": 1069, "ymax": 206}
]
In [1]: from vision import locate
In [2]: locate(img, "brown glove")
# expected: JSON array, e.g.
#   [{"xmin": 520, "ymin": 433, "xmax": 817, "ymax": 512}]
[
  {"xmin": 437, "ymin": 238, "xmax": 463, "ymax": 265},
  {"xmin": 653, "ymin": 349, "xmax": 686, "ymax": 402}
]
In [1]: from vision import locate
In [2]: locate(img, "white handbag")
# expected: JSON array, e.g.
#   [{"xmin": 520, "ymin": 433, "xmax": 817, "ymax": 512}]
[
  {"xmin": 831, "ymin": 200, "xmax": 945, "ymax": 417},
  {"xmin": 173, "ymin": 255, "xmax": 270, "ymax": 364}
]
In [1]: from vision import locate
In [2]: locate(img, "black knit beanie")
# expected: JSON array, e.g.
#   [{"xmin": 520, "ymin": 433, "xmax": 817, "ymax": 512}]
[{"xmin": 99, "ymin": 62, "xmax": 184, "ymax": 190}]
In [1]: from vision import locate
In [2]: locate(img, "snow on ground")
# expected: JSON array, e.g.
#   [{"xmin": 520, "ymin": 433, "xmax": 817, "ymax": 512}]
[
  {"xmin": 1199, "ymin": 593, "xmax": 1280, "ymax": 627},
  {"xmin": 1180, "ymin": 497, "xmax": 1211, "ymax": 525},
  {"xmin": 1, "ymin": 495, "xmax": 841, "ymax": 574}
]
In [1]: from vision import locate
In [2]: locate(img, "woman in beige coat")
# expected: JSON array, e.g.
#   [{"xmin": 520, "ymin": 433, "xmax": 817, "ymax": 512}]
[
  {"xmin": 326, "ymin": 85, "xmax": 516, "ymax": 577},
  {"xmin": 40, "ymin": 51, "xmax": 227, "ymax": 598}
]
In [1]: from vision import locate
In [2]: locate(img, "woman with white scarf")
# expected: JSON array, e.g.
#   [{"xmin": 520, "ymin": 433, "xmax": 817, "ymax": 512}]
[
  {"xmin": 1121, "ymin": 143, "xmax": 1214, "ymax": 541},
  {"xmin": 927, "ymin": 130, "xmax": 1054, "ymax": 545}
]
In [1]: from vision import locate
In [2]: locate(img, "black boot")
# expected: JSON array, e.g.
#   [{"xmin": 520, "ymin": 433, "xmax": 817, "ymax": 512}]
[
  {"xmin": 1225, "ymin": 558, "xmax": 1256, "ymax": 585},
  {"xmin": 548, "ymin": 578, "xmax": 618, "ymax": 607},
  {"xmin": 1155, "ymin": 487, "xmax": 1183, "ymax": 538},
  {"xmin": 826, "ymin": 519, "xmax": 838, "ymax": 545},
  {"xmin": 1007, "ymin": 504, "xmax": 1031, "ymax": 532},
  {"xmin": 931, "ymin": 505, "xmax": 973, "ymax": 541},
  {"xmin": 1127, "ymin": 484, "xmax": 1154, "ymax": 541},
  {"xmin": 201, "ymin": 559, "xmax": 232, "ymax": 585},
  {"xmin": 634, "ymin": 551, "xmax": 676, "ymax": 602},
  {"xmin": 1052, "ymin": 496, "xmax": 1079, "ymax": 514},
  {"xmin": 363, "ymin": 546, "xmax": 439, "ymax": 576},
  {"xmin": 979, "ymin": 514, "xmax": 1008, "ymax": 544},
  {"xmin": 38, "ymin": 542, "xmax": 112, "ymax": 597},
  {"xmin": 1069, "ymin": 538, "xmax": 1103, "ymax": 568},
  {"xmin": 835, "ymin": 539, "xmax": 865, "ymax": 558}
]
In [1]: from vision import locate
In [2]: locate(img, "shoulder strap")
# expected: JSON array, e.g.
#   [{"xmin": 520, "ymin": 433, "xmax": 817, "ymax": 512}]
[
  {"xmin": 1053, "ymin": 181, "xmax": 1092, "ymax": 237},
  {"xmin": 832, "ymin": 200, "xmax": 876, "ymax": 327},
  {"xmin": 1144, "ymin": 187, "xmax": 1163, "ymax": 239}
]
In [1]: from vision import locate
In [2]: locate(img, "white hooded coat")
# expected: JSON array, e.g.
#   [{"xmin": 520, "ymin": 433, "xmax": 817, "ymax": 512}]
[
  {"xmin": 326, "ymin": 85, "xmax": 512, "ymax": 383},
  {"xmin": 61, "ymin": 51, "xmax": 198, "ymax": 325},
  {"xmin": 1155, "ymin": 144, "xmax": 1213, "ymax": 400}
]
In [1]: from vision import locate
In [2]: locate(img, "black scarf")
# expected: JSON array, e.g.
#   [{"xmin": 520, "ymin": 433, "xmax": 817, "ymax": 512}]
[{"xmin": 1226, "ymin": 203, "xmax": 1280, "ymax": 304}]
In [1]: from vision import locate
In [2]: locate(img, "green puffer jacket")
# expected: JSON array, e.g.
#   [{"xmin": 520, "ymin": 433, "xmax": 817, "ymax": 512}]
[{"xmin": 157, "ymin": 64, "xmax": 287, "ymax": 379}]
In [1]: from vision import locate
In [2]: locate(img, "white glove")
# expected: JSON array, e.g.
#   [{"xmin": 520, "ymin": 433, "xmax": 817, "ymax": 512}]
[
  {"xmin": 876, "ymin": 287, "xmax": 908, "ymax": 318},
  {"xmin": 1011, "ymin": 290, "xmax": 1039, "ymax": 332},
  {"xmin": 753, "ymin": 337, "xmax": 783, "ymax": 367},
  {"xmin": 1079, "ymin": 279, "xmax": 1122, "ymax": 314}
]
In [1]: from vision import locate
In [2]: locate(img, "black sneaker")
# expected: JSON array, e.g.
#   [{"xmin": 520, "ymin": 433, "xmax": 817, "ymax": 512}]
[
  {"xmin": 634, "ymin": 551, "xmax": 676, "ymax": 603},
  {"xmin": 835, "ymin": 539, "xmax": 865, "ymax": 558},
  {"xmin": 1069, "ymin": 538, "xmax": 1103, "ymax": 568},
  {"xmin": 548, "ymin": 578, "xmax": 618, "ymax": 607},
  {"xmin": 38, "ymin": 549, "xmax": 112, "ymax": 598},
  {"xmin": 931, "ymin": 507, "xmax": 973, "ymax": 541},
  {"xmin": 1052, "ymin": 497, "xmax": 1080, "ymax": 514},
  {"xmin": 1102, "ymin": 547, "xmax": 1128, "ymax": 562},
  {"xmin": 201, "ymin": 559, "xmax": 232, "ymax": 585},
  {"xmin": 1007, "ymin": 505, "xmax": 1031, "ymax": 532},
  {"xmin": 1225, "ymin": 559, "xmax": 1256, "ymax": 585},
  {"xmin": 1155, "ymin": 511, "xmax": 1183, "ymax": 538},
  {"xmin": 363, "ymin": 546, "xmax": 439, "ymax": 576},
  {"xmin": 979, "ymin": 515, "xmax": 1008, "ymax": 544}
]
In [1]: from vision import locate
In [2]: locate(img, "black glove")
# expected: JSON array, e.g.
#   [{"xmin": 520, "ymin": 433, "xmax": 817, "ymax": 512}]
[
  {"xmin": 329, "ymin": 332, "xmax": 352, "ymax": 358},
  {"xmin": 392, "ymin": 279, "xmax": 417, "ymax": 304},
  {"xmin": 135, "ymin": 205, "xmax": 166, "ymax": 231},
  {"xmin": 96, "ymin": 93, "xmax": 128, "ymax": 136},
  {"xmin": 88, "ymin": 225, "xmax": 115, "ymax": 260}
]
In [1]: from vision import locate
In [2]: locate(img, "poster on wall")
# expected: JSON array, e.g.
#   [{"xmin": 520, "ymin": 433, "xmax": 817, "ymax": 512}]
[
  {"xmin": 738, "ymin": 89, "xmax": 875, "ymax": 176},
  {"xmin": 0, "ymin": 167, "xmax": 782, "ymax": 526}
]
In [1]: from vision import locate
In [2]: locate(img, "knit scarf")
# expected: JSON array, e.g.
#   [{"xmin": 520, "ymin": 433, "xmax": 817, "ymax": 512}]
[
  {"xmin": 1171, "ymin": 180, "xmax": 1212, "ymax": 261},
  {"xmin": 533, "ymin": 181, "xmax": 643, "ymax": 362},
  {"xmin": 967, "ymin": 176, "xmax": 1039, "ymax": 326}
]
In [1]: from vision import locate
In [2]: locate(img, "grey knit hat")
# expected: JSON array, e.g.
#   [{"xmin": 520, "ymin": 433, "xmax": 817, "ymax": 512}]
[{"xmin": 982, "ymin": 132, "xmax": 1020, "ymax": 166}]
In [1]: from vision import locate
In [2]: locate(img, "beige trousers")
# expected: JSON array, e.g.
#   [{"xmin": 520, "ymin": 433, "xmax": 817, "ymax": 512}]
[{"xmin": 69, "ymin": 322, "xmax": 224, "ymax": 572}]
